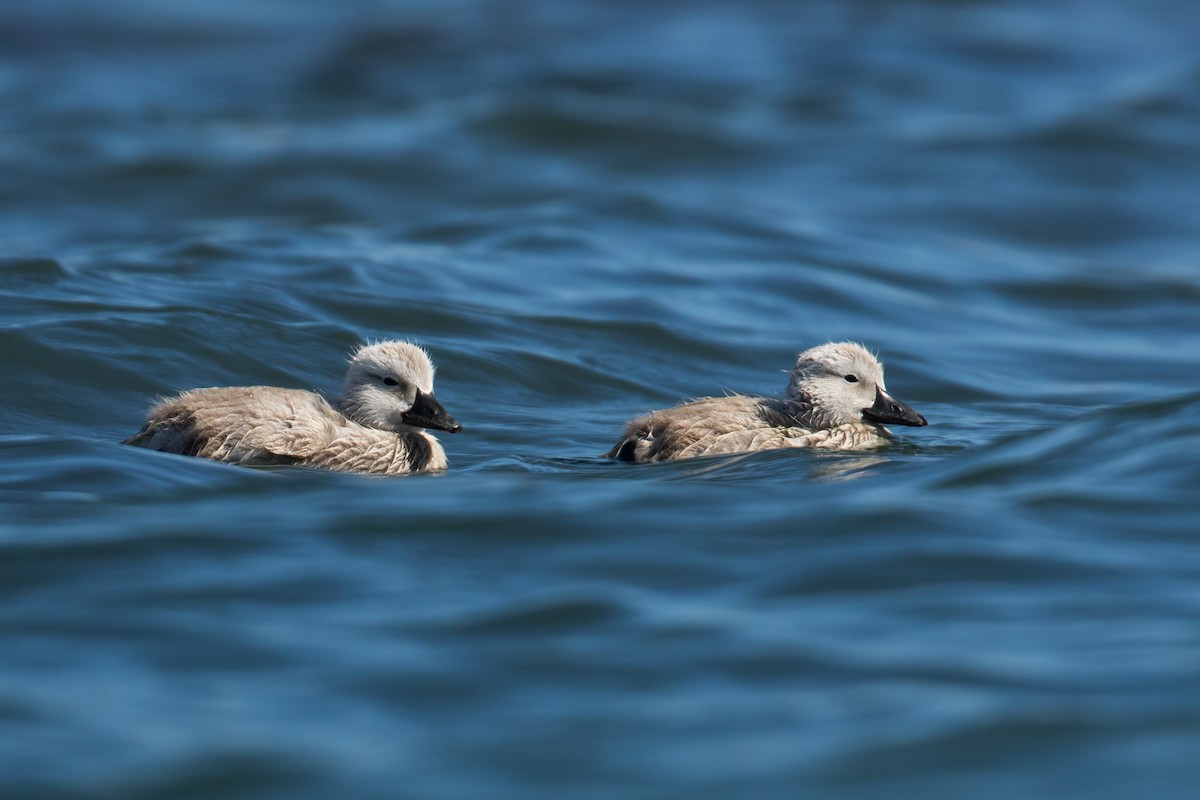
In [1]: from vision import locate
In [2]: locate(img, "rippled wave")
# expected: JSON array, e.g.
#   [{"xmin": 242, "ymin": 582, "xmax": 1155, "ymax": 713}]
[{"xmin": 3, "ymin": 1, "xmax": 1200, "ymax": 798}]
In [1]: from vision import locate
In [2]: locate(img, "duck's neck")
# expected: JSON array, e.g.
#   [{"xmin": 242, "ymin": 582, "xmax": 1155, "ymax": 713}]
[
  {"xmin": 336, "ymin": 392, "xmax": 407, "ymax": 434},
  {"xmin": 779, "ymin": 391, "xmax": 840, "ymax": 431}
]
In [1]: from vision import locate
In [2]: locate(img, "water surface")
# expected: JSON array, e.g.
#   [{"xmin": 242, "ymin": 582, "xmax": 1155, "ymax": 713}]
[{"xmin": 2, "ymin": 1, "xmax": 1199, "ymax": 797}]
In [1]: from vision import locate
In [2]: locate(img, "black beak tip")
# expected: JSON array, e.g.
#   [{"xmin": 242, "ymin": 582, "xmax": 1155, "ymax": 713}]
[
  {"xmin": 863, "ymin": 389, "xmax": 928, "ymax": 428},
  {"xmin": 404, "ymin": 391, "xmax": 462, "ymax": 434}
]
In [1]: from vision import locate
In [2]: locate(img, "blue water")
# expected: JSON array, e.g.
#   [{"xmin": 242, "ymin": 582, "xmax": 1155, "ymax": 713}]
[{"xmin": 3, "ymin": 1, "xmax": 1200, "ymax": 797}]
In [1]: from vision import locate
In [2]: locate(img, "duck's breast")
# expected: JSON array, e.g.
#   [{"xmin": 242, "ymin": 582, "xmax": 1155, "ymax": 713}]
[{"xmin": 303, "ymin": 427, "xmax": 447, "ymax": 474}]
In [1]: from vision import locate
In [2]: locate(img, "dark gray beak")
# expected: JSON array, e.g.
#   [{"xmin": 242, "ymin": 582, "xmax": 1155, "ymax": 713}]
[
  {"xmin": 862, "ymin": 386, "xmax": 927, "ymax": 427},
  {"xmin": 402, "ymin": 390, "xmax": 462, "ymax": 433}
]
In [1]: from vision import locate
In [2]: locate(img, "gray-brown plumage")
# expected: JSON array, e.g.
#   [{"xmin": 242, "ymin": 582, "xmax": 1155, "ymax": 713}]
[
  {"xmin": 607, "ymin": 342, "xmax": 926, "ymax": 463},
  {"xmin": 124, "ymin": 341, "xmax": 461, "ymax": 475}
]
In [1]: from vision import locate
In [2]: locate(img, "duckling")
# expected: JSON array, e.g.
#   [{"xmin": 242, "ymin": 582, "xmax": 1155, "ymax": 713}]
[
  {"xmin": 125, "ymin": 340, "xmax": 461, "ymax": 475},
  {"xmin": 607, "ymin": 342, "xmax": 925, "ymax": 462}
]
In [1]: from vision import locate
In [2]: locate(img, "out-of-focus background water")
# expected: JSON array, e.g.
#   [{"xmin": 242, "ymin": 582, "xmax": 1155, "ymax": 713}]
[{"xmin": 2, "ymin": 1, "xmax": 1199, "ymax": 797}]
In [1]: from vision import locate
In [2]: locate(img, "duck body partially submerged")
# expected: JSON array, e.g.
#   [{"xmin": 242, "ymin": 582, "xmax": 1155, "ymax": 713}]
[
  {"xmin": 607, "ymin": 342, "xmax": 926, "ymax": 463},
  {"xmin": 125, "ymin": 341, "xmax": 461, "ymax": 475}
]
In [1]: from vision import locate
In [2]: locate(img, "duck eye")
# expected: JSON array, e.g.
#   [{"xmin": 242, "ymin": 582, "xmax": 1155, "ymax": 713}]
[
  {"xmin": 382, "ymin": 376, "xmax": 399, "ymax": 387},
  {"xmin": 843, "ymin": 374, "xmax": 859, "ymax": 383}
]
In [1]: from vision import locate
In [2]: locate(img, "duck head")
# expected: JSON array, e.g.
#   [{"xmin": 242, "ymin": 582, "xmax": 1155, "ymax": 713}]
[
  {"xmin": 339, "ymin": 341, "xmax": 462, "ymax": 434},
  {"xmin": 785, "ymin": 342, "xmax": 927, "ymax": 430}
]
